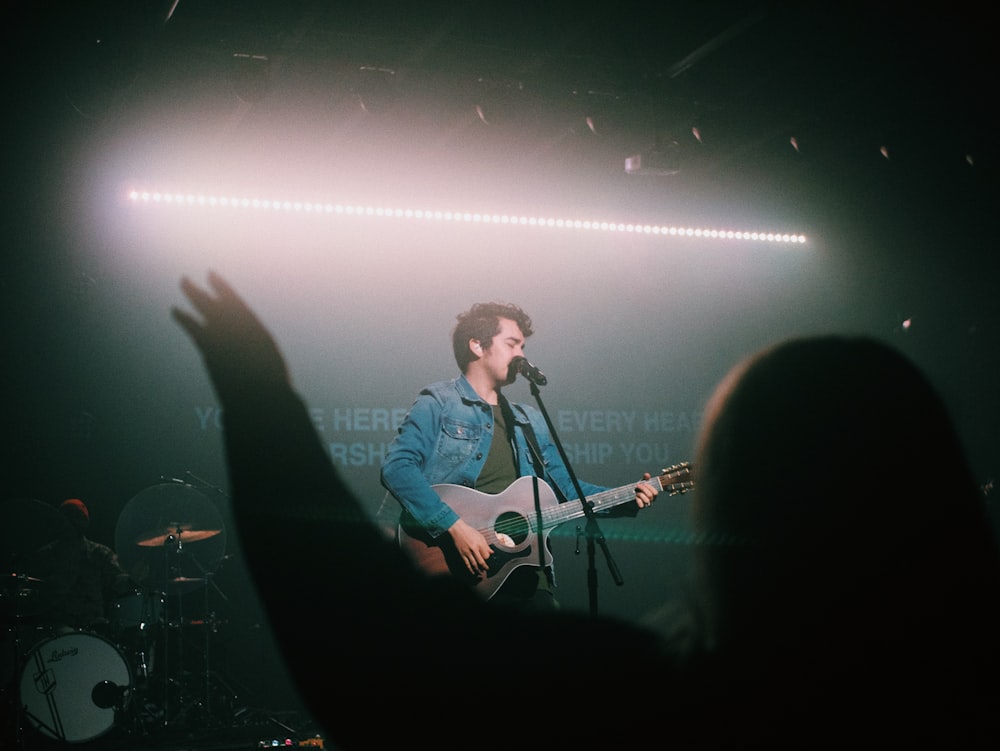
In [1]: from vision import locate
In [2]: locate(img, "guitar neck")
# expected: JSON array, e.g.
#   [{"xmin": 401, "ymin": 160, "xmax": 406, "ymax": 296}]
[{"xmin": 538, "ymin": 469, "xmax": 689, "ymax": 531}]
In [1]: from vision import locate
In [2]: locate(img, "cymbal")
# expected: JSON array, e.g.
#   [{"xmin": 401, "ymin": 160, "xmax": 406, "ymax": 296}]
[
  {"xmin": 135, "ymin": 523, "xmax": 222, "ymax": 548},
  {"xmin": 115, "ymin": 482, "xmax": 227, "ymax": 594},
  {"xmin": 2, "ymin": 572, "xmax": 44, "ymax": 588}
]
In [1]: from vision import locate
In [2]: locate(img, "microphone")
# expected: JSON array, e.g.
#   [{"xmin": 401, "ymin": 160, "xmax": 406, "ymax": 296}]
[{"xmin": 512, "ymin": 356, "xmax": 548, "ymax": 386}]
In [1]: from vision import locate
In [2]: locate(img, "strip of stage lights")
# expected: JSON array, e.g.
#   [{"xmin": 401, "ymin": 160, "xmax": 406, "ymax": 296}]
[{"xmin": 127, "ymin": 190, "xmax": 808, "ymax": 244}]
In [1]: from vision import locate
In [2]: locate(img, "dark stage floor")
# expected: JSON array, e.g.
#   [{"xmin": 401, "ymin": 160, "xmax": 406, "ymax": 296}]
[
  {"xmin": 5, "ymin": 595, "xmax": 331, "ymax": 750},
  {"xmin": 5, "ymin": 641, "xmax": 329, "ymax": 751},
  {"xmin": 8, "ymin": 707, "xmax": 328, "ymax": 751}
]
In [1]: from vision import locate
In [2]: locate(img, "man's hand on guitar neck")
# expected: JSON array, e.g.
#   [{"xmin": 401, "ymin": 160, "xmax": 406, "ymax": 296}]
[
  {"xmin": 635, "ymin": 472, "xmax": 658, "ymax": 509},
  {"xmin": 447, "ymin": 518, "xmax": 494, "ymax": 576}
]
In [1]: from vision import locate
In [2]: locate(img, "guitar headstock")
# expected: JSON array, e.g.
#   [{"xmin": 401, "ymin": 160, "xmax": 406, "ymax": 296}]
[{"xmin": 659, "ymin": 462, "xmax": 695, "ymax": 495}]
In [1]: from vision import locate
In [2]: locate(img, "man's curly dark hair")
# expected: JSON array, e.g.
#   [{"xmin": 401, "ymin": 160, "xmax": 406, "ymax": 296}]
[{"xmin": 452, "ymin": 301, "xmax": 533, "ymax": 372}]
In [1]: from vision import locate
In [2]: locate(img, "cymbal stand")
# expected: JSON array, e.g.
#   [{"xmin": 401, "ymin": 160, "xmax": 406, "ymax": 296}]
[
  {"xmin": 187, "ymin": 557, "xmax": 234, "ymax": 726},
  {"xmin": 179, "ymin": 471, "xmax": 241, "ymax": 724},
  {"xmin": 157, "ymin": 543, "xmax": 234, "ymax": 729},
  {"xmin": 160, "ymin": 530, "xmax": 187, "ymax": 729}
]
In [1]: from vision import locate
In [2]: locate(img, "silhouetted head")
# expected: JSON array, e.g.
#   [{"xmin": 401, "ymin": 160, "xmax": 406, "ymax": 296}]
[
  {"xmin": 691, "ymin": 336, "xmax": 1000, "ymax": 691},
  {"xmin": 59, "ymin": 498, "xmax": 90, "ymax": 535}
]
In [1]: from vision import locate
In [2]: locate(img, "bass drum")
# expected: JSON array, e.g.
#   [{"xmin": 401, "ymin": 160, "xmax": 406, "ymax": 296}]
[{"xmin": 19, "ymin": 630, "xmax": 132, "ymax": 743}]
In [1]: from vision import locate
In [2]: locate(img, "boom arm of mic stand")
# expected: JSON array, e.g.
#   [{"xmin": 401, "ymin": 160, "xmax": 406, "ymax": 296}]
[{"xmin": 527, "ymin": 381, "xmax": 622, "ymax": 616}]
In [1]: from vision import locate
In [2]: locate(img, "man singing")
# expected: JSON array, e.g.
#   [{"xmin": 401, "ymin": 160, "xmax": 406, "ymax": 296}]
[{"xmin": 380, "ymin": 301, "xmax": 658, "ymax": 609}]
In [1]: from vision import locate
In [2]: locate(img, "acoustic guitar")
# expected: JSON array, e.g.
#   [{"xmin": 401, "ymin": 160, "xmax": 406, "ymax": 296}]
[{"xmin": 397, "ymin": 462, "xmax": 694, "ymax": 599}]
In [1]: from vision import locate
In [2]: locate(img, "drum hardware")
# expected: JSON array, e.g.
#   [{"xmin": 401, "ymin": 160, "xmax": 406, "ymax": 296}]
[
  {"xmin": 110, "ymin": 587, "xmax": 165, "ymax": 691},
  {"xmin": 2, "ymin": 499, "xmax": 76, "ymax": 750},
  {"xmin": 2, "ymin": 576, "xmax": 44, "ymax": 751},
  {"xmin": 3, "ymin": 572, "xmax": 44, "ymax": 589},
  {"xmin": 114, "ymin": 479, "xmax": 230, "ymax": 731},
  {"xmin": 109, "ymin": 477, "xmax": 255, "ymax": 733},
  {"xmin": 161, "ymin": 567, "xmax": 237, "ymax": 729},
  {"xmin": 91, "ymin": 678, "xmax": 129, "ymax": 709}
]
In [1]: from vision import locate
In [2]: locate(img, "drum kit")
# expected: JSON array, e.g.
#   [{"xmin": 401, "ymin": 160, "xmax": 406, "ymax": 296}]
[{"xmin": 2, "ymin": 478, "xmax": 242, "ymax": 747}]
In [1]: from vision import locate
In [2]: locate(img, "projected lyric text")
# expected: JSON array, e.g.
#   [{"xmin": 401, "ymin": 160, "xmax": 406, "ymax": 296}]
[{"xmin": 190, "ymin": 406, "xmax": 701, "ymax": 468}]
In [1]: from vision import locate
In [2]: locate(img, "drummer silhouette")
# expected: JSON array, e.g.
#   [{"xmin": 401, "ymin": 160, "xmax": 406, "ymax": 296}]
[{"xmin": 36, "ymin": 499, "xmax": 137, "ymax": 634}]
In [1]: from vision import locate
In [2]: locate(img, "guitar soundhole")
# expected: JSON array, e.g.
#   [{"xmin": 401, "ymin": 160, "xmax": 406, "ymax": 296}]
[{"xmin": 494, "ymin": 512, "xmax": 529, "ymax": 548}]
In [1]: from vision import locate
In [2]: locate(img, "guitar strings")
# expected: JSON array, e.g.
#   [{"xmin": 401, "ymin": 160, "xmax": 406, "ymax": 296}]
[{"xmin": 479, "ymin": 470, "xmax": 694, "ymax": 542}]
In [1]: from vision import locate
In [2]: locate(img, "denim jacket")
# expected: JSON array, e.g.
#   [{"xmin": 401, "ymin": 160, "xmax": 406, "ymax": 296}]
[{"xmin": 380, "ymin": 375, "xmax": 608, "ymax": 538}]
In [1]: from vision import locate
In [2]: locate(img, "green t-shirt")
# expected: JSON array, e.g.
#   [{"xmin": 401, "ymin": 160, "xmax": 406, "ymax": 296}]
[{"xmin": 475, "ymin": 404, "xmax": 517, "ymax": 494}]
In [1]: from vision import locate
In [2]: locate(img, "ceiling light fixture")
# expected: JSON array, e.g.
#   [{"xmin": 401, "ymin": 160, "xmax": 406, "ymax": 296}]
[{"xmin": 125, "ymin": 189, "xmax": 808, "ymax": 245}]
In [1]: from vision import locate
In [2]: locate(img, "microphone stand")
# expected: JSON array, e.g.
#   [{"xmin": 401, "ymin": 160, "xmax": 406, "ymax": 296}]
[{"xmin": 525, "ymin": 379, "xmax": 622, "ymax": 615}]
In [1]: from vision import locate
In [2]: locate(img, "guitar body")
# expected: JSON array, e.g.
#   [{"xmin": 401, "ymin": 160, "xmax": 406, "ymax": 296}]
[
  {"xmin": 397, "ymin": 476, "xmax": 561, "ymax": 600},
  {"xmin": 395, "ymin": 463, "xmax": 693, "ymax": 599}
]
